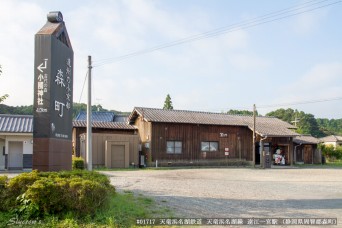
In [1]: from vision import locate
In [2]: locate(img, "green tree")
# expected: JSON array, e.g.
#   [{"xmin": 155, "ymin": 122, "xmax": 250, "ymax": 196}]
[
  {"xmin": 0, "ymin": 65, "xmax": 9, "ymax": 103},
  {"xmin": 163, "ymin": 94, "xmax": 173, "ymax": 110},
  {"xmin": 0, "ymin": 104, "xmax": 33, "ymax": 115},
  {"xmin": 227, "ymin": 109, "xmax": 258, "ymax": 116},
  {"xmin": 316, "ymin": 118, "xmax": 342, "ymax": 136},
  {"xmin": 266, "ymin": 108, "xmax": 325, "ymax": 137}
]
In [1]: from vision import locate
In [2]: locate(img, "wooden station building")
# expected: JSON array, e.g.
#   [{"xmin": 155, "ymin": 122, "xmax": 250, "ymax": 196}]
[{"xmin": 128, "ymin": 107, "xmax": 299, "ymax": 166}]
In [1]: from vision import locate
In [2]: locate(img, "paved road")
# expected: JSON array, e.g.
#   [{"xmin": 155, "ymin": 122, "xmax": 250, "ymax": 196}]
[{"xmin": 100, "ymin": 168, "xmax": 342, "ymax": 226}]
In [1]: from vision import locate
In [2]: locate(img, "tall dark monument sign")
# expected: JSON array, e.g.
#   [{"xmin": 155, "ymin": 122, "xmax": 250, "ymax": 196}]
[{"xmin": 33, "ymin": 11, "xmax": 73, "ymax": 171}]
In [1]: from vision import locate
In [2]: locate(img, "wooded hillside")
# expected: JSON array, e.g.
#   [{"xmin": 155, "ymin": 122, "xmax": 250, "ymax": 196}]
[
  {"xmin": 0, "ymin": 103, "xmax": 130, "ymax": 119},
  {"xmin": 266, "ymin": 108, "xmax": 342, "ymax": 137}
]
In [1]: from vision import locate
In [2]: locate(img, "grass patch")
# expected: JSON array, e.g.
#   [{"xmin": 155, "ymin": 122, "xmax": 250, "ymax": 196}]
[
  {"xmin": 0, "ymin": 191, "xmax": 173, "ymax": 227},
  {"xmin": 326, "ymin": 160, "xmax": 342, "ymax": 167},
  {"xmin": 295, "ymin": 161, "xmax": 342, "ymax": 168}
]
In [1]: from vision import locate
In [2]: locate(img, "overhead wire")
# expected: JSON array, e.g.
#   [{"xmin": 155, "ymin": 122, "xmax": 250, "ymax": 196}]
[
  {"xmin": 78, "ymin": 71, "xmax": 88, "ymax": 103},
  {"xmin": 78, "ymin": 0, "xmax": 342, "ymax": 111},
  {"xmin": 93, "ymin": 0, "xmax": 325, "ymax": 66},
  {"xmin": 200, "ymin": 96, "xmax": 342, "ymax": 113},
  {"xmin": 92, "ymin": 0, "xmax": 341, "ymax": 67},
  {"xmin": 257, "ymin": 96, "xmax": 342, "ymax": 109}
]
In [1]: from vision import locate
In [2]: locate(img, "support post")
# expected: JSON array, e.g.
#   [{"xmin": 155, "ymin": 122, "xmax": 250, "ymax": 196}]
[
  {"xmin": 260, "ymin": 140, "xmax": 264, "ymax": 169},
  {"xmin": 253, "ymin": 104, "xmax": 256, "ymax": 167},
  {"xmin": 86, "ymin": 56, "xmax": 92, "ymax": 171}
]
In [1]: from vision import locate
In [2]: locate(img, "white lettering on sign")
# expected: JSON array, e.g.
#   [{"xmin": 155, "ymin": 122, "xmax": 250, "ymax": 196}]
[
  {"xmin": 220, "ymin": 133, "xmax": 228, "ymax": 138},
  {"xmin": 36, "ymin": 59, "xmax": 49, "ymax": 107},
  {"xmin": 37, "ymin": 59, "xmax": 48, "ymax": 72},
  {"xmin": 55, "ymin": 100, "xmax": 65, "ymax": 117},
  {"xmin": 36, "ymin": 108, "xmax": 48, "ymax": 113},
  {"xmin": 225, "ymin": 152, "xmax": 229, "ymax": 156},
  {"xmin": 54, "ymin": 57, "xmax": 72, "ymax": 118},
  {"xmin": 55, "ymin": 133, "xmax": 69, "ymax": 139},
  {"xmin": 65, "ymin": 58, "xmax": 72, "ymax": 110},
  {"xmin": 55, "ymin": 69, "xmax": 65, "ymax": 87}
]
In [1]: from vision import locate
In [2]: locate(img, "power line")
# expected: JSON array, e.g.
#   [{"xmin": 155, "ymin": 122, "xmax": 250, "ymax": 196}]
[
  {"xmin": 257, "ymin": 97, "xmax": 342, "ymax": 109},
  {"xmin": 78, "ymin": 71, "xmax": 88, "ymax": 103},
  {"xmin": 93, "ymin": 0, "xmax": 327, "ymax": 66},
  {"xmin": 92, "ymin": 0, "xmax": 341, "ymax": 67},
  {"xmin": 190, "ymin": 96, "xmax": 342, "ymax": 113}
]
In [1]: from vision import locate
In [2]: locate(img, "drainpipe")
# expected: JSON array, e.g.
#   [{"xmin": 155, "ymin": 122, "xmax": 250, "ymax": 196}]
[
  {"xmin": 294, "ymin": 143, "xmax": 302, "ymax": 165},
  {"xmin": 260, "ymin": 135, "xmax": 268, "ymax": 169}
]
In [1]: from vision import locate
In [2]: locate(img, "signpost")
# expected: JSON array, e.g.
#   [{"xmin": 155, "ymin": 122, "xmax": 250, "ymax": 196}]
[
  {"xmin": 33, "ymin": 11, "xmax": 73, "ymax": 171},
  {"xmin": 225, "ymin": 148, "xmax": 229, "ymax": 166}
]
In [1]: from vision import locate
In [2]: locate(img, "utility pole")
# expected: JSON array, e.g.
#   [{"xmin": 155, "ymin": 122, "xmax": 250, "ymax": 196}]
[
  {"xmin": 253, "ymin": 104, "xmax": 256, "ymax": 168},
  {"xmin": 86, "ymin": 56, "xmax": 92, "ymax": 171},
  {"xmin": 291, "ymin": 113, "xmax": 300, "ymax": 127}
]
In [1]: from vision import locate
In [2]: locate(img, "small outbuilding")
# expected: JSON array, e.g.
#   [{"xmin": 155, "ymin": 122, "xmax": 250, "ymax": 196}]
[
  {"xmin": 0, "ymin": 114, "xmax": 33, "ymax": 170},
  {"xmin": 79, "ymin": 133, "xmax": 140, "ymax": 168},
  {"xmin": 293, "ymin": 135, "xmax": 321, "ymax": 164},
  {"xmin": 73, "ymin": 111, "xmax": 140, "ymax": 168},
  {"xmin": 73, "ymin": 111, "xmax": 137, "ymax": 156}
]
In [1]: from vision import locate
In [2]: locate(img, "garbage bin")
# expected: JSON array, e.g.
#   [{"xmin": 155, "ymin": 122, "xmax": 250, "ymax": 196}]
[{"xmin": 322, "ymin": 155, "xmax": 326, "ymax": 164}]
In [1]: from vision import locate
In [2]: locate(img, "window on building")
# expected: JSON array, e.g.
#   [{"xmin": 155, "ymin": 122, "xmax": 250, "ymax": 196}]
[
  {"xmin": 166, "ymin": 141, "xmax": 182, "ymax": 154},
  {"xmin": 201, "ymin": 141, "xmax": 219, "ymax": 152}
]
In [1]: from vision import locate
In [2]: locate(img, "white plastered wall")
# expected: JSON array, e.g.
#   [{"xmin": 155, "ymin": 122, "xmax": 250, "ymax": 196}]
[
  {"xmin": 4, "ymin": 135, "xmax": 33, "ymax": 155},
  {"xmin": 0, "ymin": 134, "xmax": 33, "ymax": 170}
]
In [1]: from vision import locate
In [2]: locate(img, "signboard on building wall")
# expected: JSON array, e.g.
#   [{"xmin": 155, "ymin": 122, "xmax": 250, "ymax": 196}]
[{"xmin": 220, "ymin": 133, "xmax": 228, "ymax": 138}]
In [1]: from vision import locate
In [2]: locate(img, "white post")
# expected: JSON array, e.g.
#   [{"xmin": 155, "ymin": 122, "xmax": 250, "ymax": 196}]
[{"xmin": 86, "ymin": 56, "xmax": 92, "ymax": 171}]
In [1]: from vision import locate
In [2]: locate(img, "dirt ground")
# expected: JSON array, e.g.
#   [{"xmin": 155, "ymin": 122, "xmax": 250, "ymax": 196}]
[{"xmin": 100, "ymin": 168, "xmax": 342, "ymax": 227}]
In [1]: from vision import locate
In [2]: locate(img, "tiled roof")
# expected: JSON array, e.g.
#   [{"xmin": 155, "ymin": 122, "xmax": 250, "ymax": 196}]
[
  {"xmin": 0, "ymin": 114, "xmax": 33, "ymax": 133},
  {"xmin": 114, "ymin": 115, "xmax": 128, "ymax": 123},
  {"xmin": 320, "ymin": 135, "xmax": 342, "ymax": 143},
  {"xmin": 75, "ymin": 111, "xmax": 115, "ymax": 122},
  {"xmin": 293, "ymin": 135, "xmax": 319, "ymax": 145},
  {"xmin": 73, "ymin": 120, "xmax": 136, "ymax": 130},
  {"xmin": 129, "ymin": 107, "xmax": 299, "ymax": 137}
]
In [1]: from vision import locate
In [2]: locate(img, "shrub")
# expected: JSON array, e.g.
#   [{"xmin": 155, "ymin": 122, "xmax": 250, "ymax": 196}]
[
  {"xmin": 320, "ymin": 144, "xmax": 342, "ymax": 161},
  {"xmin": 1, "ymin": 170, "xmax": 114, "ymax": 219},
  {"xmin": 5, "ymin": 170, "xmax": 39, "ymax": 208},
  {"xmin": 72, "ymin": 156, "xmax": 85, "ymax": 170},
  {"xmin": 24, "ymin": 177, "xmax": 69, "ymax": 217},
  {"xmin": 0, "ymin": 175, "xmax": 8, "ymax": 211},
  {"xmin": 67, "ymin": 178, "xmax": 110, "ymax": 215}
]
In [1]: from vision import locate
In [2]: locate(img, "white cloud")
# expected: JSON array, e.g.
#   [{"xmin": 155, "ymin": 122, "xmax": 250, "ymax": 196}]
[
  {"xmin": 293, "ymin": 8, "xmax": 327, "ymax": 35},
  {"xmin": 227, "ymin": 52, "xmax": 270, "ymax": 72},
  {"xmin": 0, "ymin": 0, "xmax": 45, "ymax": 106},
  {"xmin": 0, "ymin": 0, "xmax": 340, "ymax": 119},
  {"xmin": 264, "ymin": 62, "xmax": 342, "ymax": 117},
  {"xmin": 297, "ymin": 62, "xmax": 342, "ymax": 92}
]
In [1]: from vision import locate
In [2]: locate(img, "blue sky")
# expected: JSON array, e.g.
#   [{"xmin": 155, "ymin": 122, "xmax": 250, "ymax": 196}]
[{"xmin": 0, "ymin": 0, "xmax": 341, "ymax": 118}]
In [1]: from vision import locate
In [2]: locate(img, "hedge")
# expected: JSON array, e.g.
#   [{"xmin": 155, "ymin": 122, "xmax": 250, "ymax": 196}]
[
  {"xmin": 72, "ymin": 156, "xmax": 85, "ymax": 170},
  {"xmin": 320, "ymin": 144, "xmax": 342, "ymax": 161},
  {"xmin": 1, "ymin": 170, "xmax": 115, "ymax": 219}
]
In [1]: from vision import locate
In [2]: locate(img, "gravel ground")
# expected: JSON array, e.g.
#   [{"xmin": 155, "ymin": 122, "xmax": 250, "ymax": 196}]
[
  {"xmin": 1, "ymin": 168, "xmax": 341, "ymax": 227},
  {"xmin": 100, "ymin": 168, "xmax": 342, "ymax": 227}
]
